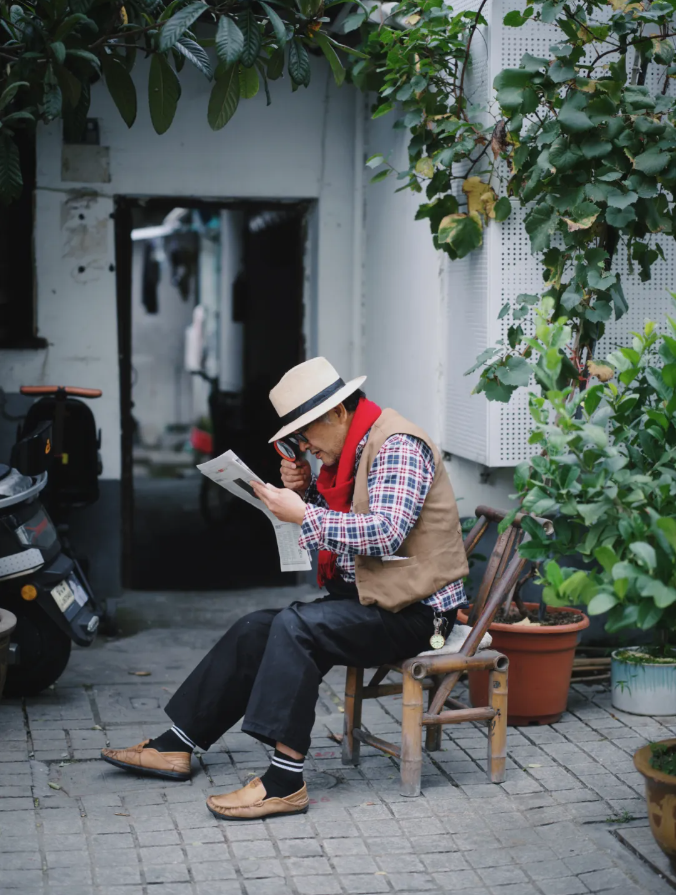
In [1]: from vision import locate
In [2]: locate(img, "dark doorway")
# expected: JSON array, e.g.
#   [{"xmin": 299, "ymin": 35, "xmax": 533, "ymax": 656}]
[{"xmin": 115, "ymin": 199, "xmax": 309, "ymax": 590}]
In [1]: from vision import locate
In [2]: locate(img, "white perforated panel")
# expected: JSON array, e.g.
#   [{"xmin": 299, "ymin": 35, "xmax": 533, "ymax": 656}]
[{"xmin": 444, "ymin": 0, "xmax": 676, "ymax": 467}]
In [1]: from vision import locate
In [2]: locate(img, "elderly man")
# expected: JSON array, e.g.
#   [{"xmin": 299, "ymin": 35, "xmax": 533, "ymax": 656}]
[{"xmin": 102, "ymin": 357, "xmax": 468, "ymax": 820}]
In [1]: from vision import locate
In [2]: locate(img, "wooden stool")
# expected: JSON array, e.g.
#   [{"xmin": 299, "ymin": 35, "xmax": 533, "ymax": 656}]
[{"xmin": 341, "ymin": 505, "xmax": 549, "ymax": 797}]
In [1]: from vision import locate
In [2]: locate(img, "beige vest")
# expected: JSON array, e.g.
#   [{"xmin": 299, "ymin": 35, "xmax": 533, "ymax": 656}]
[{"xmin": 353, "ymin": 409, "xmax": 469, "ymax": 612}]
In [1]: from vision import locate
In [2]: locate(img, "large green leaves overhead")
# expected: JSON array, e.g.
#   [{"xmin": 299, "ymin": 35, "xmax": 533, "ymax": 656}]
[
  {"xmin": 208, "ymin": 64, "xmax": 240, "ymax": 130},
  {"xmin": 288, "ymin": 39, "xmax": 311, "ymax": 87},
  {"xmin": 102, "ymin": 53, "xmax": 137, "ymax": 127},
  {"xmin": 148, "ymin": 54, "xmax": 181, "ymax": 135},
  {"xmin": 216, "ymin": 17, "xmax": 245, "ymax": 67},
  {"xmin": 239, "ymin": 9, "xmax": 262, "ymax": 68},
  {"xmin": 158, "ymin": 1, "xmax": 208, "ymax": 52}
]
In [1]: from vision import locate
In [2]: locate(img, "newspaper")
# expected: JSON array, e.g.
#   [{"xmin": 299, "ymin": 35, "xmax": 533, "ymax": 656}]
[{"xmin": 197, "ymin": 450, "xmax": 312, "ymax": 572}]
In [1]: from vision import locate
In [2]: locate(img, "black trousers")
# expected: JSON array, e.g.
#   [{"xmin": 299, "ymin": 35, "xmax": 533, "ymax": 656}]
[{"xmin": 165, "ymin": 582, "xmax": 457, "ymax": 756}]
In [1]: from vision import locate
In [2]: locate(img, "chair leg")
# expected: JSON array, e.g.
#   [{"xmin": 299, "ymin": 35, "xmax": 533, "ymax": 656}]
[
  {"xmin": 425, "ymin": 676, "xmax": 442, "ymax": 752},
  {"xmin": 487, "ymin": 668, "xmax": 507, "ymax": 783},
  {"xmin": 342, "ymin": 666, "xmax": 363, "ymax": 766},
  {"xmin": 400, "ymin": 670, "xmax": 423, "ymax": 797}
]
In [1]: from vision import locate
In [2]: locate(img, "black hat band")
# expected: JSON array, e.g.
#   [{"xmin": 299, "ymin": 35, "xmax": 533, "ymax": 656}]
[{"xmin": 278, "ymin": 378, "xmax": 346, "ymax": 428}]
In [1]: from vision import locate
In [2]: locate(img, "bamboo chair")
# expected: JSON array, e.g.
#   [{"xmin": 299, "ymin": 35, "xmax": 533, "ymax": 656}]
[{"xmin": 341, "ymin": 505, "xmax": 552, "ymax": 797}]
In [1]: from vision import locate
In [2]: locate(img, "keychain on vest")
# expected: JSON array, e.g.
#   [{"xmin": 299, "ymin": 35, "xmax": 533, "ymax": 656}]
[{"xmin": 430, "ymin": 613, "xmax": 448, "ymax": 650}]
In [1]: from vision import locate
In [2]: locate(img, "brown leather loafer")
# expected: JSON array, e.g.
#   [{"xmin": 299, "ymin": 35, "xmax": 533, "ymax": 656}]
[
  {"xmin": 101, "ymin": 740, "xmax": 191, "ymax": 781},
  {"xmin": 207, "ymin": 778, "xmax": 309, "ymax": 820}
]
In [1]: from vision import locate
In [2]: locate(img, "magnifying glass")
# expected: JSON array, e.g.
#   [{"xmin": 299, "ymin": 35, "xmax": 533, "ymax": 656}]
[{"xmin": 274, "ymin": 436, "xmax": 301, "ymax": 462}]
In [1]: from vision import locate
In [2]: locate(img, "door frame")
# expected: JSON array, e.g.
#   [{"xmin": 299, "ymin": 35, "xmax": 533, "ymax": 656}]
[{"xmin": 114, "ymin": 196, "xmax": 315, "ymax": 588}]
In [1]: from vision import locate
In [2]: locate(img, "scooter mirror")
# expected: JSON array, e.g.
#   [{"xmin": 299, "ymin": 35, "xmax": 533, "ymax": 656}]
[{"xmin": 274, "ymin": 438, "xmax": 300, "ymax": 462}]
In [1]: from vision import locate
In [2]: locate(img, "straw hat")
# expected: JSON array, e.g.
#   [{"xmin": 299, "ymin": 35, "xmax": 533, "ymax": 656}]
[{"xmin": 269, "ymin": 357, "xmax": 366, "ymax": 442}]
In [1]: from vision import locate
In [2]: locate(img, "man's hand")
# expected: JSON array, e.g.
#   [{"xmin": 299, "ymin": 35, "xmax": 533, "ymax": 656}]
[
  {"xmin": 252, "ymin": 481, "xmax": 306, "ymax": 525},
  {"xmin": 280, "ymin": 458, "xmax": 312, "ymax": 494}
]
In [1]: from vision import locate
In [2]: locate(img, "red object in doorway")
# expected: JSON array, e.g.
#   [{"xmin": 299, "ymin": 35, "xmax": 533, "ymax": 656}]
[{"xmin": 190, "ymin": 427, "xmax": 213, "ymax": 455}]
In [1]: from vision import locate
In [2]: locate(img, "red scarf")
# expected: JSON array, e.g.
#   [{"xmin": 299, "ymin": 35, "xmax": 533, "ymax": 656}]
[{"xmin": 316, "ymin": 397, "xmax": 382, "ymax": 586}]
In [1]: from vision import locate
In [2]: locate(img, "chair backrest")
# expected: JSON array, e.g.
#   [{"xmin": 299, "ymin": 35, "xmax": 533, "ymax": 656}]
[{"xmin": 458, "ymin": 505, "xmax": 552, "ymax": 660}]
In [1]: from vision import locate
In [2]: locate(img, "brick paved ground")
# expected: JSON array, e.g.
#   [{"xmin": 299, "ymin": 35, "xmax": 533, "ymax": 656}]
[{"xmin": 1, "ymin": 586, "xmax": 674, "ymax": 895}]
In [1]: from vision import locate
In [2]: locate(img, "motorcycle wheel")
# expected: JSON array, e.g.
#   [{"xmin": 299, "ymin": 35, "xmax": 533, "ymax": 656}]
[{"xmin": 3, "ymin": 602, "xmax": 71, "ymax": 697}]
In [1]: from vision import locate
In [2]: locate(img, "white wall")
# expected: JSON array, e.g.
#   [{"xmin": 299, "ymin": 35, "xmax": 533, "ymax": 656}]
[
  {"xmin": 363, "ymin": 105, "xmax": 516, "ymax": 515},
  {"xmin": 0, "ymin": 57, "xmax": 361, "ymax": 479}
]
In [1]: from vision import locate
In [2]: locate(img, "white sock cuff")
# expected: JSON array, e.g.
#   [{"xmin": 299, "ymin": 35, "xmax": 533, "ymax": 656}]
[
  {"xmin": 171, "ymin": 725, "xmax": 198, "ymax": 750},
  {"xmin": 272, "ymin": 755, "xmax": 304, "ymax": 772}
]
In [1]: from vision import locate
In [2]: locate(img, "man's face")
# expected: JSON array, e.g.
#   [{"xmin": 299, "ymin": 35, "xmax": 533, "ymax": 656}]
[{"xmin": 294, "ymin": 404, "xmax": 351, "ymax": 467}]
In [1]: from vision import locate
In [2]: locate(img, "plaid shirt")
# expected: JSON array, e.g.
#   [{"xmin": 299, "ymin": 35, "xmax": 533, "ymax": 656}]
[{"xmin": 299, "ymin": 431, "xmax": 467, "ymax": 612}]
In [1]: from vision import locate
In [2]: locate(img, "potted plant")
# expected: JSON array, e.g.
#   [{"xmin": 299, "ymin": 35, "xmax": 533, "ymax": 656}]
[
  {"xmin": 501, "ymin": 306, "xmax": 676, "ymax": 717},
  {"xmin": 634, "ymin": 741, "xmax": 676, "ymax": 869},
  {"xmin": 459, "ymin": 599, "xmax": 589, "ymax": 725}
]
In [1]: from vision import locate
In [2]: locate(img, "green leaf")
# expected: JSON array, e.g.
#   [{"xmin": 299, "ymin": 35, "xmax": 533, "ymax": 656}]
[
  {"xmin": 175, "ymin": 37, "xmax": 213, "ymax": 79},
  {"xmin": 259, "ymin": 1, "xmax": 287, "ymax": 47},
  {"xmin": 558, "ymin": 95, "xmax": 594, "ymax": 133},
  {"xmin": 239, "ymin": 64, "xmax": 259, "ymax": 99},
  {"xmin": 50, "ymin": 41, "xmax": 66, "ymax": 65},
  {"xmin": 496, "ymin": 356, "xmax": 532, "ymax": 387},
  {"xmin": 208, "ymin": 64, "xmax": 240, "ymax": 130},
  {"xmin": 342, "ymin": 11, "xmax": 366, "ymax": 32},
  {"xmin": 366, "ymin": 154, "xmax": 384, "ymax": 169},
  {"xmin": 656, "ymin": 517, "xmax": 676, "ymax": 552},
  {"xmin": 288, "ymin": 39, "xmax": 311, "ymax": 87},
  {"xmin": 66, "ymin": 49, "xmax": 101, "ymax": 72},
  {"xmin": 606, "ymin": 206, "xmax": 636, "ymax": 228},
  {"xmin": 437, "ymin": 212, "xmax": 483, "ymax": 258},
  {"xmin": 549, "ymin": 60, "xmax": 576, "ymax": 82},
  {"xmin": 102, "ymin": 54, "xmax": 137, "ymax": 128},
  {"xmin": 641, "ymin": 580, "xmax": 676, "ymax": 609},
  {"xmin": 594, "ymin": 545, "xmax": 619, "ymax": 574},
  {"xmin": 267, "ymin": 46, "xmax": 285, "ymax": 80},
  {"xmin": 494, "ymin": 196, "xmax": 512, "ymax": 222},
  {"xmin": 629, "ymin": 541, "xmax": 657, "ymax": 570},
  {"xmin": 587, "ymin": 592, "xmax": 618, "ymax": 615},
  {"xmin": 504, "ymin": 9, "xmax": 527, "ymax": 25},
  {"xmin": 148, "ymin": 54, "xmax": 181, "ymax": 135},
  {"xmin": 580, "ymin": 135, "xmax": 612, "ymax": 159},
  {"xmin": 370, "ymin": 169, "xmax": 390, "ymax": 184},
  {"xmin": 549, "ymin": 138, "xmax": 583, "ymax": 172},
  {"xmin": 637, "ymin": 601, "xmax": 663, "ymax": 630},
  {"xmin": 159, "ymin": 1, "xmax": 208, "ymax": 52},
  {"xmin": 493, "ymin": 68, "xmax": 531, "ymax": 111},
  {"xmin": 0, "ymin": 133, "xmax": 22, "ymax": 204},
  {"xmin": 372, "ymin": 102, "xmax": 394, "ymax": 119},
  {"xmin": 0, "ymin": 81, "xmax": 28, "ymax": 112},
  {"xmin": 525, "ymin": 203, "xmax": 558, "ymax": 252},
  {"xmin": 216, "ymin": 16, "xmax": 244, "ymax": 66},
  {"xmin": 314, "ymin": 32, "xmax": 345, "ymax": 86},
  {"xmin": 633, "ymin": 147, "xmax": 668, "ymax": 175},
  {"xmin": 239, "ymin": 9, "xmax": 263, "ymax": 68}
]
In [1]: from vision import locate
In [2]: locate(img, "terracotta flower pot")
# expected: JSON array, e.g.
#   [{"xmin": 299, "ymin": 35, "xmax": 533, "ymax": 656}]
[
  {"xmin": 634, "ymin": 739, "xmax": 676, "ymax": 870},
  {"xmin": 458, "ymin": 602, "xmax": 589, "ymax": 725}
]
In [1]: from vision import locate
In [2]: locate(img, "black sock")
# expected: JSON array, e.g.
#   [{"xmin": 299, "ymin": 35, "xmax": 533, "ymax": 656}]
[
  {"xmin": 145, "ymin": 726, "xmax": 196, "ymax": 753},
  {"xmin": 260, "ymin": 749, "xmax": 305, "ymax": 799}
]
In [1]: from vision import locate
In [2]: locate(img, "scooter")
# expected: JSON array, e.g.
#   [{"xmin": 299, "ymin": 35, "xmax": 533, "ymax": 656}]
[{"xmin": 0, "ymin": 387, "xmax": 104, "ymax": 696}]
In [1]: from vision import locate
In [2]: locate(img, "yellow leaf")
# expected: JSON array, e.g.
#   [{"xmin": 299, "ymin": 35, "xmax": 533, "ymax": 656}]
[
  {"xmin": 405, "ymin": 13, "xmax": 421, "ymax": 24},
  {"xmin": 578, "ymin": 79, "xmax": 598, "ymax": 93},
  {"xmin": 462, "ymin": 176, "xmax": 497, "ymax": 219},
  {"xmin": 415, "ymin": 157, "xmax": 434, "ymax": 178},
  {"xmin": 588, "ymin": 361, "xmax": 614, "ymax": 382},
  {"xmin": 563, "ymin": 212, "xmax": 599, "ymax": 231}
]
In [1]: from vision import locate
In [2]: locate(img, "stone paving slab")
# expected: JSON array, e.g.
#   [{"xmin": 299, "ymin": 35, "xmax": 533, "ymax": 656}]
[{"xmin": 0, "ymin": 586, "xmax": 674, "ymax": 894}]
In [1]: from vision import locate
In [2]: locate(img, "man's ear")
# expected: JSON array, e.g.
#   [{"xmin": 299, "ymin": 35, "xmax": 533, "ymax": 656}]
[{"xmin": 333, "ymin": 403, "xmax": 349, "ymax": 424}]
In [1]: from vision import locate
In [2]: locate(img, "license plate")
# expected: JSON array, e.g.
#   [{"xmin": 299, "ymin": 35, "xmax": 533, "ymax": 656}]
[
  {"xmin": 51, "ymin": 580, "xmax": 75, "ymax": 612},
  {"xmin": 68, "ymin": 574, "xmax": 89, "ymax": 608}
]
